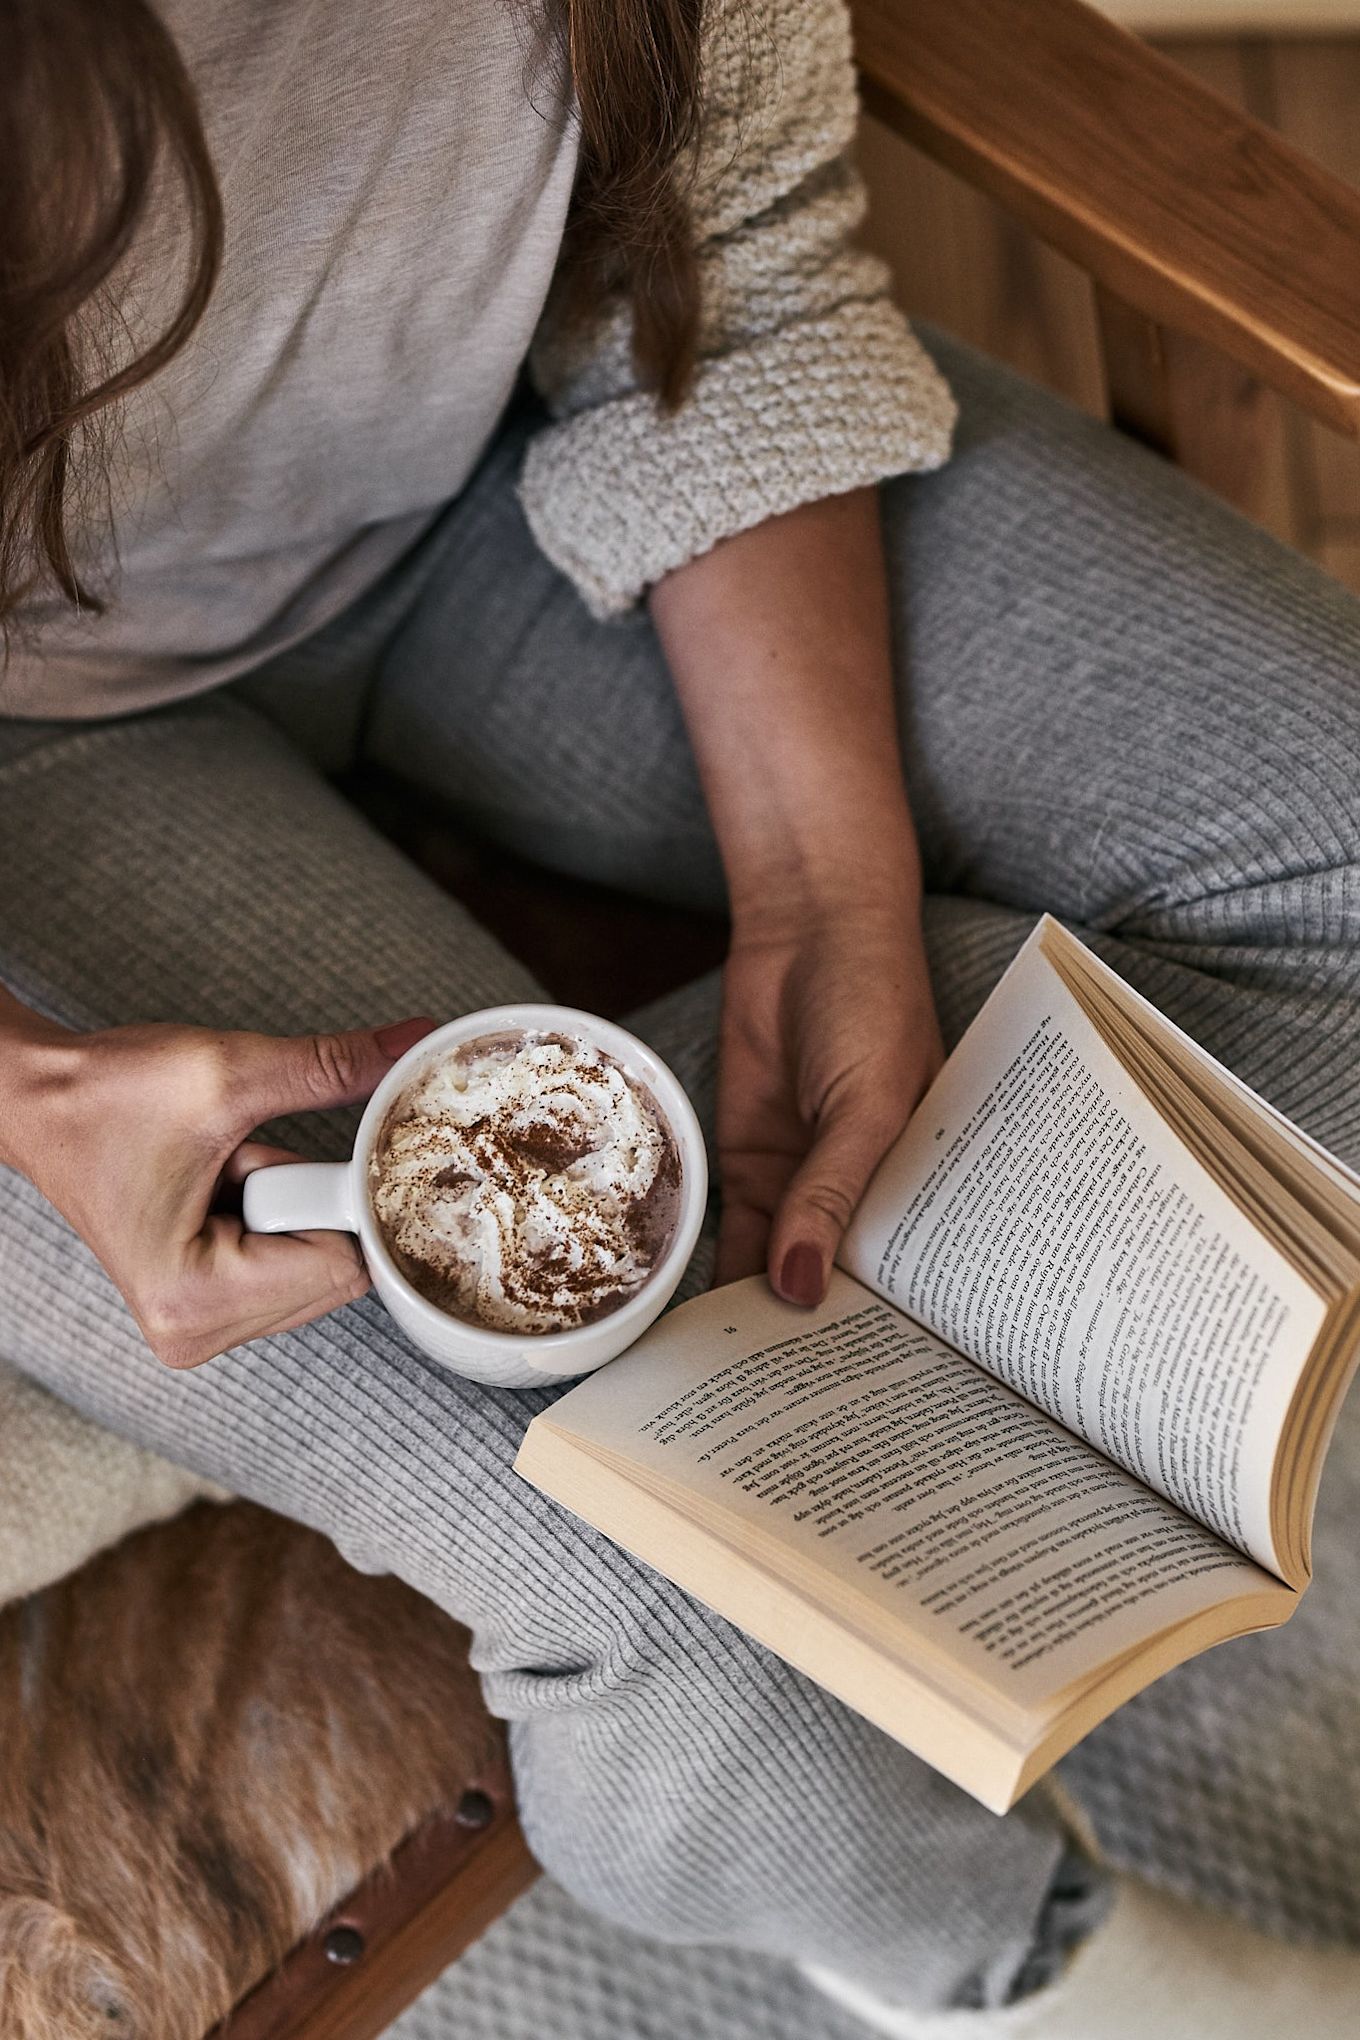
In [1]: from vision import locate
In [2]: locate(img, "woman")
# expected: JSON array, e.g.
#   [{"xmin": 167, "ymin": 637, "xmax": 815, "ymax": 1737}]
[{"xmin": 0, "ymin": 0, "xmax": 1357, "ymax": 2030}]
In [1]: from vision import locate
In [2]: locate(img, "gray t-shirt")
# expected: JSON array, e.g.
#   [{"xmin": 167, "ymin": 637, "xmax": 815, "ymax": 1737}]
[
  {"xmin": 6, "ymin": 0, "xmax": 958, "ymax": 719},
  {"xmin": 5, "ymin": 0, "xmax": 578, "ymax": 718}
]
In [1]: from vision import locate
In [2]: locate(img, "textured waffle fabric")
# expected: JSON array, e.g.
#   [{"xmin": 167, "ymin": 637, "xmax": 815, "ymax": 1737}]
[{"xmin": 387, "ymin": 1877, "xmax": 866, "ymax": 2040}]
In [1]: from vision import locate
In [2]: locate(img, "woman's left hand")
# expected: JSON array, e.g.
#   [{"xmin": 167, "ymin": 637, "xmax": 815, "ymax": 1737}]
[{"xmin": 715, "ymin": 888, "xmax": 943, "ymax": 1304}]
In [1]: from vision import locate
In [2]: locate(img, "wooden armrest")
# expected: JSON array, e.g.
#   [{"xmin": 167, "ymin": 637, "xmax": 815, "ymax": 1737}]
[
  {"xmin": 217, "ymin": 1799, "xmax": 538, "ymax": 2040},
  {"xmin": 851, "ymin": 0, "xmax": 1360, "ymax": 435}
]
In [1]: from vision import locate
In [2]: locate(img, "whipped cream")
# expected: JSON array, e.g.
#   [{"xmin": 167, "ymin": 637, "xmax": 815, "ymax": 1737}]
[{"xmin": 369, "ymin": 1032, "xmax": 680, "ymax": 1334}]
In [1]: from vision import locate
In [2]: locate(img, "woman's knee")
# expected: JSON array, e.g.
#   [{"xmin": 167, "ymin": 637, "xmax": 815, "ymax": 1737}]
[
  {"xmin": 498, "ymin": 1604, "xmax": 822, "ymax": 1935},
  {"xmin": 501, "ymin": 1587, "xmax": 1066, "ymax": 1992},
  {"xmin": 883, "ymin": 331, "xmax": 1360, "ymax": 930}
]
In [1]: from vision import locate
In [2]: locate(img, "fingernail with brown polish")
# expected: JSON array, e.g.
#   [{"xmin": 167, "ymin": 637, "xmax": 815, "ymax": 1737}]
[
  {"xmin": 777, "ymin": 1242, "xmax": 825, "ymax": 1308},
  {"xmin": 375, "ymin": 1017, "xmax": 436, "ymax": 1059}
]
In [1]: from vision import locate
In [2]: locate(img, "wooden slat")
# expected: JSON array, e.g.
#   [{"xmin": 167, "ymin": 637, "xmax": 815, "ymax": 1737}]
[
  {"xmin": 851, "ymin": 0, "xmax": 1360, "ymax": 435},
  {"xmin": 1091, "ymin": 272, "xmax": 1300, "ymax": 545},
  {"xmin": 1092, "ymin": 288, "xmax": 1177, "ymax": 449},
  {"xmin": 1159, "ymin": 323, "xmax": 1302, "ymax": 541},
  {"xmin": 216, "ymin": 1790, "xmax": 539, "ymax": 2040},
  {"xmin": 856, "ymin": 115, "xmax": 1106, "ymax": 416}
]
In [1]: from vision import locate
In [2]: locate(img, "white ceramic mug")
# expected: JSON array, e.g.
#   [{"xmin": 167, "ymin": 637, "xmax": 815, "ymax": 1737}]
[{"xmin": 241, "ymin": 1004, "xmax": 707, "ymax": 1388}]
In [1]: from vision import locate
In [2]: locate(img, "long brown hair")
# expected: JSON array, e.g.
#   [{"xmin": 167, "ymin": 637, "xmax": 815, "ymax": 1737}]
[{"xmin": 0, "ymin": 0, "xmax": 706, "ymax": 633}]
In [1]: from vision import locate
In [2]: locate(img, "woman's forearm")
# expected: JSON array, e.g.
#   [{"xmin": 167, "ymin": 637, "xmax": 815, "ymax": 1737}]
[{"xmin": 648, "ymin": 487, "xmax": 921, "ymax": 924}]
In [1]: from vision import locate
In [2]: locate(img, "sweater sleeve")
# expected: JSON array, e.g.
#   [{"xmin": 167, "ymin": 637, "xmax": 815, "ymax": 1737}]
[{"xmin": 517, "ymin": 0, "xmax": 957, "ymax": 619}]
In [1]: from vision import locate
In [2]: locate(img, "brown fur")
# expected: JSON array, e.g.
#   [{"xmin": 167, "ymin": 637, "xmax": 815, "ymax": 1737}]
[{"xmin": 0, "ymin": 1501, "xmax": 498, "ymax": 2039}]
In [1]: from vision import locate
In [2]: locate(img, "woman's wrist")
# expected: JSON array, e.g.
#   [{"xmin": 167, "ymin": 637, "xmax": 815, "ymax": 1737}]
[
  {"xmin": 725, "ymin": 807, "xmax": 925, "ymax": 934},
  {"xmin": 0, "ymin": 996, "xmax": 77, "ymax": 1176},
  {"xmin": 650, "ymin": 493, "xmax": 926, "ymax": 940}
]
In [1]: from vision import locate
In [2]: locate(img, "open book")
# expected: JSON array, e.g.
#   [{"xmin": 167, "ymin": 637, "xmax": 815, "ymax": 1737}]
[{"xmin": 515, "ymin": 918, "xmax": 1360, "ymax": 1812}]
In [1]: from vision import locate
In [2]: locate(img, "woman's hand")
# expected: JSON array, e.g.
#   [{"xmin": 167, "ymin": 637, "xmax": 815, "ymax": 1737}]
[
  {"xmin": 717, "ymin": 893, "xmax": 942, "ymax": 1300},
  {"xmin": 1, "ymin": 1009, "xmax": 433, "ymax": 1368}
]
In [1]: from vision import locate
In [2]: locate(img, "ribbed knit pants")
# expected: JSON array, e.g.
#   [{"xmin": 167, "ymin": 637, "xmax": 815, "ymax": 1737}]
[{"xmin": 2, "ymin": 331, "xmax": 1358, "ymax": 2012}]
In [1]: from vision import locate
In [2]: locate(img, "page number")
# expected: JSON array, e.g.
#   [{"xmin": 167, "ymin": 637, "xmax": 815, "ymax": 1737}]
[{"xmin": 724, "ymin": 1325, "xmax": 739, "ymax": 1334}]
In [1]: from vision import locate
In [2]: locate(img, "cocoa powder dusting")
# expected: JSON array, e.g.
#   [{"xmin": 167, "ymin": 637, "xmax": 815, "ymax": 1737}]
[
  {"xmin": 498, "ymin": 1118, "xmax": 593, "ymax": 1174},
  {"xmin": 369, "ymin": 1034, "xmax": 682, "ymax": 1333}
]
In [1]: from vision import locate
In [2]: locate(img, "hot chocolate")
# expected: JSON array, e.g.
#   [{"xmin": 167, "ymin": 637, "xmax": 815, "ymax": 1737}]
[{"xmin": 368, "ymin": 1030, "xmax": 682, "ymax": 1335}]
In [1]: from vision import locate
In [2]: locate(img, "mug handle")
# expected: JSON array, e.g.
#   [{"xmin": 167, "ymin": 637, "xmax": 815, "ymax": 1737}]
[{"xmin": 242, "ymin": 1162, "xmax": 356, "ymax": 1235}]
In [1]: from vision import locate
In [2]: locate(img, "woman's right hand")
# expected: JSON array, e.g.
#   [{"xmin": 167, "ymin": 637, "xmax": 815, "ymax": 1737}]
[{"xmin": 1, "ymin": 1008, "xmax": 434, "ymax": 1368}]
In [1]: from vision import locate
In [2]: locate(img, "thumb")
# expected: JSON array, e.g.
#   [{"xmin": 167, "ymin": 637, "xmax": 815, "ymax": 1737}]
[
  {"xmin": 230, "ymin": 1015, "xmax": 437, "ymax": 1129},
  {"xmin": 767, "ymin": 1099, "xmax": 903, "ymax": 1310}
]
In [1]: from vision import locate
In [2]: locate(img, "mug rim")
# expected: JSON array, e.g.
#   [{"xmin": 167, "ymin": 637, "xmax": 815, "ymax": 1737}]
[{"xmin": 349, "ymin": 1003, "xmax": 708, "ymax": 1354}]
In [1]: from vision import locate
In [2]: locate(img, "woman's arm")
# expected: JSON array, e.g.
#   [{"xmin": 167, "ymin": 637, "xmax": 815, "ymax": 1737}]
[
  {"xmin": 650, "ymin": 487, "xmax": 942, "ymax": 1305},
  {"xmin": 523, "ymin": 0, "xmax": 956, "ymax": 1299}
]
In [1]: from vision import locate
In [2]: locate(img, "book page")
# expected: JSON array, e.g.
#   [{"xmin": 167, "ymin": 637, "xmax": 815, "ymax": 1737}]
[
  {"xmin": 839, "ymin": 925, "xmax": 1327, "ymax": 1576},
  {"xmin": 1064, "ymin": 924, "xmax": 1360, "ymax": 1205},
  {"xmin": 523, "ymin": 1273, "xmax": 1281, "ymax": 1719}
]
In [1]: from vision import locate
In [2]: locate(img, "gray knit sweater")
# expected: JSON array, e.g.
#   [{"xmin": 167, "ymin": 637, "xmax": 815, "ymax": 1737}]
[
  {"xmin": 521, "ymin": 0, "xmax": 958, "ymax": 616},
  {"xmin": 5, "ymin": 0, "xmax": 955, "ymax": 717}
]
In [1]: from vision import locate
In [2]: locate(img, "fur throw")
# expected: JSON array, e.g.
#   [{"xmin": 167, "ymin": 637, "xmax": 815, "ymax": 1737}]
[{"xmin": 0, "ymin": 1500, "xmax": 498, "ymax": 2040}]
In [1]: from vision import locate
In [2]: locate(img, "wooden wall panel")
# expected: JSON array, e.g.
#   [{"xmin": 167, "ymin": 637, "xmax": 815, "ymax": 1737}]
[{"xmin": 1267, "ymin": 39, "xmax": 1360, "ymax": 531}]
